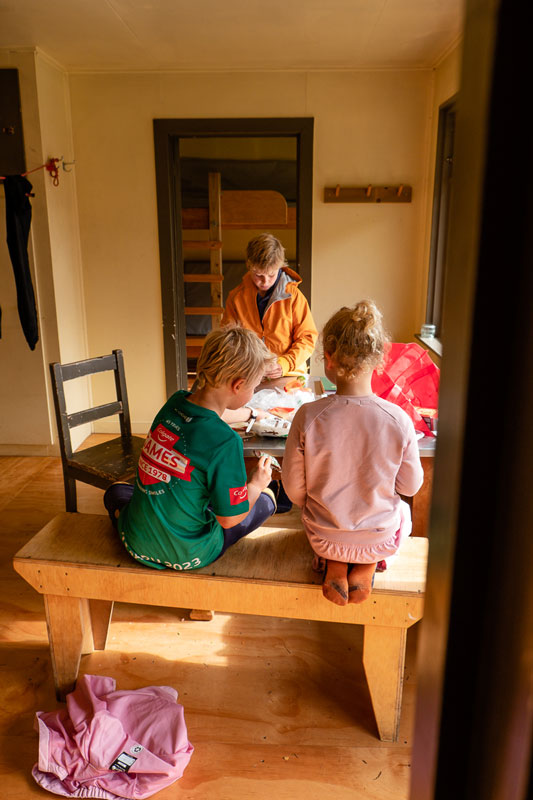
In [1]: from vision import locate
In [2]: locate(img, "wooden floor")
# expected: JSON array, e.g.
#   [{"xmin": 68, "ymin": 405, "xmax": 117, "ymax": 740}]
[{"xmin": 0, "ymin": 448, "xmax": 419, "ymax": 799}]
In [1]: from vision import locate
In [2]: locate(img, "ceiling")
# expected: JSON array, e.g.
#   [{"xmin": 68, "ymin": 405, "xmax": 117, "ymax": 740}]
[{"xmin": 0, "ymin": 0, "xmax": 463, "ymax": 72}]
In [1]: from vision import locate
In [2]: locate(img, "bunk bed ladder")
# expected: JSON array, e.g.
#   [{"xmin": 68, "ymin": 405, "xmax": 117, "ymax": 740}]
[
  {"xmin": 182, "ymin": 175, "xmax": 294, "ymax": 384},
  {"xmin": 183, "ymin": 172, "xmax": 224, "ymax": 381}
]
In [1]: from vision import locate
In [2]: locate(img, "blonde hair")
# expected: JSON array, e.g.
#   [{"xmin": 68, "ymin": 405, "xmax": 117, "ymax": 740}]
[
  {"xmin": 196, "ymin": 325, "xmax": 276, "ymax": 389},
  {"xmin": 322, "ymin": 300, "xmax": 389, "ymax": 377},
  {"xmin": 246, "ymin": 233, "xmax": 287, "ymax": 271}
]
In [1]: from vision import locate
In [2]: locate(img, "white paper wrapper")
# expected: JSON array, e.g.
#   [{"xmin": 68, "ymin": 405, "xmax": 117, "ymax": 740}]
[
  {"xmin": 251, "ymin": 388, "xmax": 315, "ymax": 413},
  {"xmin": 251, "ymin": 413, "xmax": 291, "ymax": 437}
]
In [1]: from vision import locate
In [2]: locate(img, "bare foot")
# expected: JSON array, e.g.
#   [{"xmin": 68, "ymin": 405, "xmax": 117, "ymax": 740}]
[
  {"xmin": 347, "ymin": 563, "xmax": 377, "ymax": 604},
  {"xmin": 322, "ymin": 560, "xmax": 349, "ymax": 606},
  {"xmin": 312, "ymin": 555, "xmax": 326, "ymax": 573}
]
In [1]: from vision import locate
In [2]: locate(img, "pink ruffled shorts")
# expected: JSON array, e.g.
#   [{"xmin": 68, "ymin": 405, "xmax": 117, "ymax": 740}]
[{"xmin": 306, "ymin": 500, "xmax": 412, "ymax": 566}]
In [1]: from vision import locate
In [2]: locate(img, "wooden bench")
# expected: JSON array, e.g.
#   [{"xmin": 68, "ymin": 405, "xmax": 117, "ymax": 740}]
[{"xmin": 13, "ymin": 512, "xmax": 428, "ymax": 742}]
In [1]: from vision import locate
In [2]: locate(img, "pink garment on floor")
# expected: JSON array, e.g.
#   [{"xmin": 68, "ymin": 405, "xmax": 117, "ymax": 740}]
[{"xmin": 32, "ymin": 674, "xmax": 193, "ymax": 799}]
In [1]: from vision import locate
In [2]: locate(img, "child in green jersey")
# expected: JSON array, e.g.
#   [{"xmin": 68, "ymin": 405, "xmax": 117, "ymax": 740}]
[{"xmin": 104, "ymin": 327, "xmax": 278, "ymax": 571}]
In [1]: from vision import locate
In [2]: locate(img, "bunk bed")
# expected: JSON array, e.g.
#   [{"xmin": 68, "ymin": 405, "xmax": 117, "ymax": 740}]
[{"xmin": 181, "ymin": 172, "xmax": 296, "ymax": 374}]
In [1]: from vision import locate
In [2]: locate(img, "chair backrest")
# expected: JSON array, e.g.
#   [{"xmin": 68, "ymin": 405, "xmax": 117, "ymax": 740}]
[{"xmin": 49, "ymin": 349, "xmax": 132, "ymax": 459}]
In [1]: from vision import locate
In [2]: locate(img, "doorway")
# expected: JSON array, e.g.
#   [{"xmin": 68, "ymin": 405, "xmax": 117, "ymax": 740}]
[{"xmin": 153, "ymin": 118, "xmax": 314, "ymax": 395}]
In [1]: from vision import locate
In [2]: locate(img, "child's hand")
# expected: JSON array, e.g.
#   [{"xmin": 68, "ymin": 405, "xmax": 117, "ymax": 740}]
[
  {"xmin": 264, "ymin": 360, "xmax": 283, "ymax": 379},
  {"xmin": 249, "ymin": 454, "xmax": 272, "ymax": 490}
]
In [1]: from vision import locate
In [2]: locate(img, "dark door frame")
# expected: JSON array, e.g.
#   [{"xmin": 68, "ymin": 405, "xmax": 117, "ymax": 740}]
[
  {"xmin": 426, "ymin": 94, "xmax": 457, "ymax": 337},
  {"xmin": 153, "ymin": 117, "xmax": 314, "ymax": 396},
  {"xmin": 411, "ymin": 0, "xmax": 533, "ymax": 797}
]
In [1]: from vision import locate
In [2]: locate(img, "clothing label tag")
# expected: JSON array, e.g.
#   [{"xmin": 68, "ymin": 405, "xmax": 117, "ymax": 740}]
[{"xmin": 110, "ymin": 752, "xmax": 137, "ymax": 772}]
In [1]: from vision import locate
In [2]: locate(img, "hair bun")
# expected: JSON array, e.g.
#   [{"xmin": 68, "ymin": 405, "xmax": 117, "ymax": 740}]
[{"xmin": 322, "ymin": 299, "xmax": 388, "ymax": 377}]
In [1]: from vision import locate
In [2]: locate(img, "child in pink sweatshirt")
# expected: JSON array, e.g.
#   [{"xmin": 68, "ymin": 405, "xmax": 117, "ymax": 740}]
[{"xmin": 281, "ymin": 301, "xmax": 424, "ymax": 606}]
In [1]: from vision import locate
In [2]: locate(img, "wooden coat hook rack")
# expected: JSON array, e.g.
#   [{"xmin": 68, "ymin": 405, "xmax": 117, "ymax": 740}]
[{"xmin": 324, "ymin": 184, "xmax": 412, "ymax": 203}]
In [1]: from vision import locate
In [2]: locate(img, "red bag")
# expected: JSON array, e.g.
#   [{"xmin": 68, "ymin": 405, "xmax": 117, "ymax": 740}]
[{"xmin": 371, "ymin": 342, "xmax": 440, "ymax": 436}]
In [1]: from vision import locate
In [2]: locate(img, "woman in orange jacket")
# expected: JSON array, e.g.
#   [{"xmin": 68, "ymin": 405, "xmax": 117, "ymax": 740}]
[{"xmin": 222, "ymin": 233, "xmax": 318, "ymax": 390}]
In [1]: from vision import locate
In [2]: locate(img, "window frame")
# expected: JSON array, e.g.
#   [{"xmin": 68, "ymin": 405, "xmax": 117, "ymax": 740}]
[{"xmin": 426, "ymin": 96, "xmax": 457, "ymax": 341}]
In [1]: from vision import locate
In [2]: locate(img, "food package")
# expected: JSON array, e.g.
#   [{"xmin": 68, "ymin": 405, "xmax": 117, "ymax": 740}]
[
  {"xmin": 251, "ymin": 388, "xmax": 315, "ymax": 417},
  {"xmin": 268, "ymin": 407, "xmax": 295, "ymax": 420},
  {"xmin": 251, "ymin": 413, "xmax": 291, "ymax": 437}
]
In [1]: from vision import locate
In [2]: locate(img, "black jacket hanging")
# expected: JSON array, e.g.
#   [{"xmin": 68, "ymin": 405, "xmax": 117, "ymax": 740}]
[{"xmin": 2, "ymin": 175, "xmax": 39, "ymax": 350}]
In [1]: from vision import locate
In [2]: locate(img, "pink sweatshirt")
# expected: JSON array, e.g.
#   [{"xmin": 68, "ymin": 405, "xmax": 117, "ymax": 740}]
[
  {"xmin": 32, "ymin": 674, "xmax": 193, "ymax": 799},
  {"xmin": 282, "ymin": 394, "xmax": 424, "ymax": 555}
]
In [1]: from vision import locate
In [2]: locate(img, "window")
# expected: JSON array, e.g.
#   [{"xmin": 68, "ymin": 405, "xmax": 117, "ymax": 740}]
[{"xmin": 426, "ymin": 97, "xmax": 457, "ymax": 339}]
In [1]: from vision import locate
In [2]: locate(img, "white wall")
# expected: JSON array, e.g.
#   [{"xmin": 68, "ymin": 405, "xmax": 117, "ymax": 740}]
[
  {"xmin": 69, "ymin": 66, "xmax": 460, "ymax": 431},
  {"xmin": 0, "ymin": 48, "xmax": 88, "ymax": 453},
  {"xmin": 0, "ymin": 49, "xmax": 58, "ymax": 452},
  {"xmin": 34, "ymin": 52, "xmax": 90, "ymax": 449},
  {"xmin": 35, "ymin": 56, "xmax": 88, "ymax": 368},
  {"xmin": 0, "ymin": 52, "xmax": 461, "ymax": 449},
  {"xmin": 309, "ymin": 70, "xmax": 432, "ymax": 355}
]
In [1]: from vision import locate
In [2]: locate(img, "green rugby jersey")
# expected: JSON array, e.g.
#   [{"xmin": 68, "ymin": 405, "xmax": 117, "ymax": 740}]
[{"xmin": 119, "ymin": 391, "xmax": 249, "ymax": 570}]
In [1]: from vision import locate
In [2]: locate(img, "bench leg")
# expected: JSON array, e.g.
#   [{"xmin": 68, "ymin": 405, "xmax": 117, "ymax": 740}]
[
  {"xmin": 362, "ymin": 625, "xmax": 407, "ymax": 742},
  {"xmin": 88, "ymin": 600, "xmax": 114, "ymax": 649},
  {"xmin": 44, "ymin": 594, "xmax": 86, "ymax": 700},
  {"xmin": 80, "ymin": 599, "xmax": 95, "ymax": 654}
]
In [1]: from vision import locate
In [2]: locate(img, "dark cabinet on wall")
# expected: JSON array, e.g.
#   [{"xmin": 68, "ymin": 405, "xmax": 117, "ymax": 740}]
[{"xmin": 0, "ymin": 69, "xmax": 26, "ymax": 175}]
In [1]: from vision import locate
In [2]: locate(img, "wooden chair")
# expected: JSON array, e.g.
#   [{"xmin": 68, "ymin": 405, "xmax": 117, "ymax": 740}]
[{"xmin": 49, "ymin": 349, "xmax": 145, "ymax": 512}]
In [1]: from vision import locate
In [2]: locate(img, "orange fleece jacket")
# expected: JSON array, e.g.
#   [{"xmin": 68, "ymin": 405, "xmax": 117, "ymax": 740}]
[{"xmin": 221, "ymin": 267, "xmax": 318, "ymax": 376}]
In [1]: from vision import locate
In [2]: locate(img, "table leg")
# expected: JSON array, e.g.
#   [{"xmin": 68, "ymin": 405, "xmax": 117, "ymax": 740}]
[
  {"xmin": 362, "ymin": 624, "xmax": 407, "ymax": 742},
  {"xmin": 412, "ymin": 457, "xmax": 434, "ymax": 537}
]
